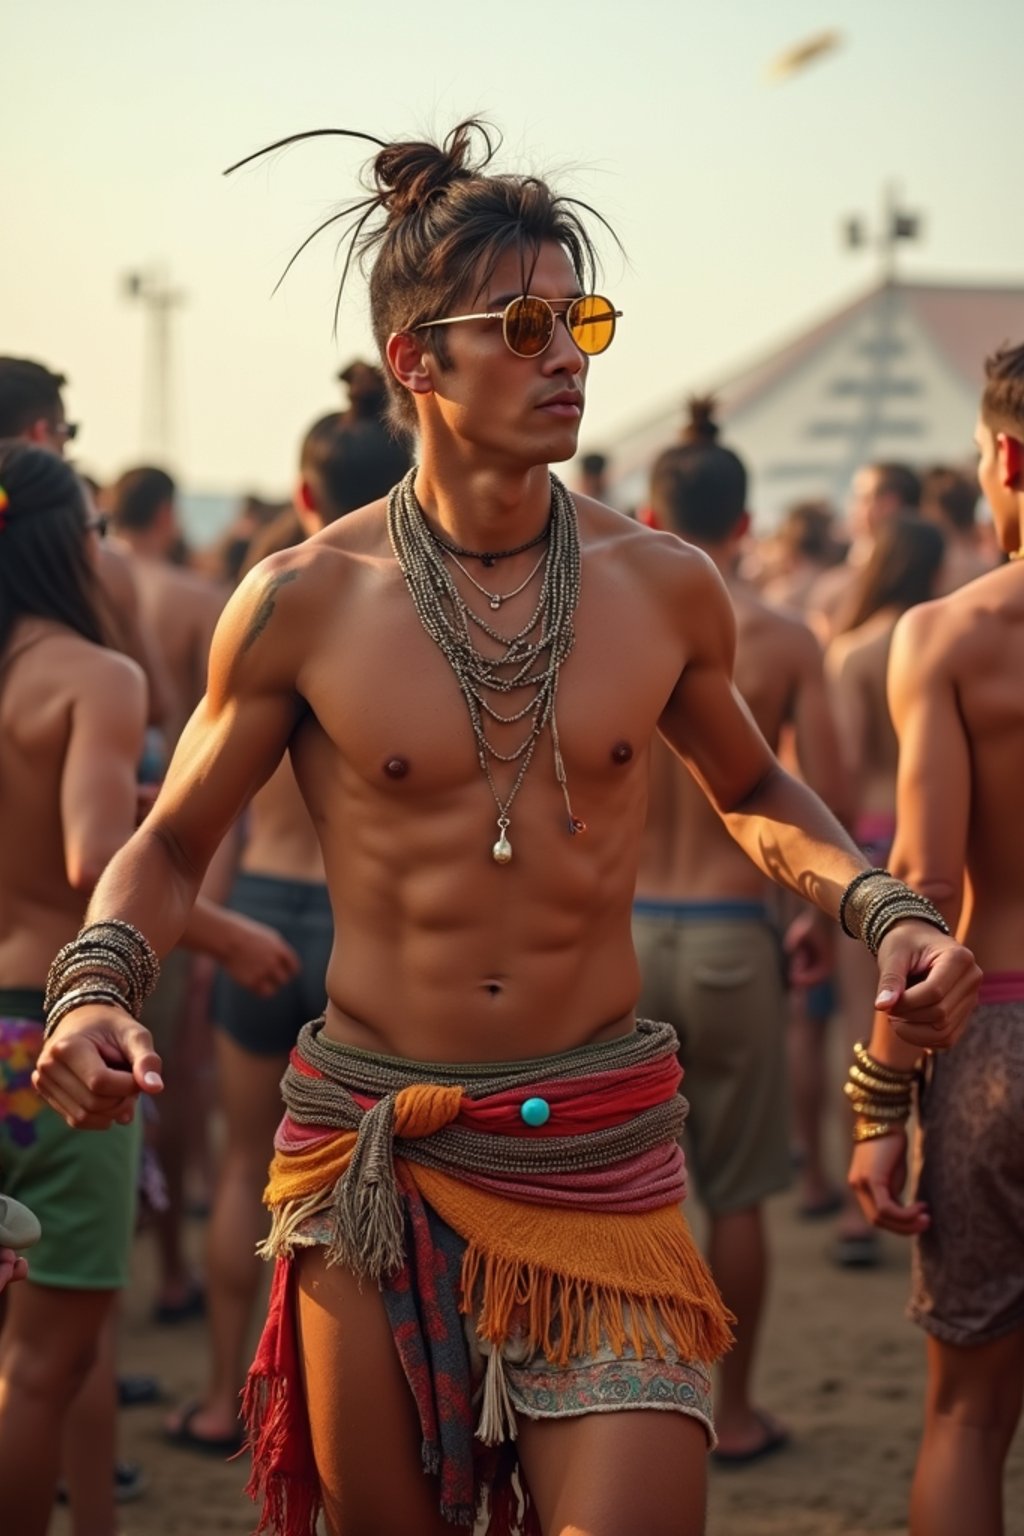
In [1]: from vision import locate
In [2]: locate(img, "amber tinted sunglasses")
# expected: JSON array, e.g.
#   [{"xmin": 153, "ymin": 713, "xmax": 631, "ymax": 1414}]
[{"xmin": 416, "ymin": 293, "xmax": 621, "ymax": 358}]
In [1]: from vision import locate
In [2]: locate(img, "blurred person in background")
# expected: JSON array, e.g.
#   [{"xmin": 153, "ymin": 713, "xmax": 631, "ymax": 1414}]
[
  {"xmin": 848, "ymin": 342, "xmax": 1024, "ymax": 1536},
  {"xmin": 0, "ymin": 442, "xmax": 147, "ymax": 1536},
  {"xmin": 164, "ymin": 410, "xmax": 411, "ymax": 1454},
  {"xmin": 809, "ymin": 461, "xmax": 922, "ymax": 642},
  {"xmin": 760, "ymin": 499, "xmax": 846, "ymax": 613},
  {"xmin": 577, "ymin": 449, "xmax": 610, "ymax": 501},
  {"xmin": 635, "ymin": 398, "xmax": 848, "ymax": 1464},
  {"xmin": 921, "ymin": 465, "xmax": 994, "ymax": 593},
  {"xmin": 0, "ymin": 358, "xmax": 172, "ymax": 730},
  {"xmin": 826, "ymin": 517, "xmax": 946, "ymax": 1268},
  {"xmin": 337, "ymin": 357, "xmax": 390, "ymax": 423}
]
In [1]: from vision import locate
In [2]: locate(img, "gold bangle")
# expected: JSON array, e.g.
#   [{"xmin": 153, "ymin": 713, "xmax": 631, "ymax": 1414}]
[{"xmin": 852, "ymin": 1120, "xmax": 905, "ymax": 1144}]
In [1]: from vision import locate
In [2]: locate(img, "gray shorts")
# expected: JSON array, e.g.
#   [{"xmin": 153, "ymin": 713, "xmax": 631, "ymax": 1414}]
[
  {"xmin": 909, "ymin": 998, "xmax": 1024, "ymax": 1346},
  {"xmin": 632, "ymin": 901, "xmax": 791, "ymax": 1214},
  {"xmin": 214, "ymin": 873, "xmax": 333, "ymax": 1057}
]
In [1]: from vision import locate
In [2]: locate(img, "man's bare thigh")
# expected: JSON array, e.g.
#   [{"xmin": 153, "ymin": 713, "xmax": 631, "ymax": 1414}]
[
  {"xmin": 518, "ymin": 1406, "xmax": 708, "ymax": 1536},
  {"xmin": 295, "ymin": 1247, "xmax": 452, "ymax": 1536}
]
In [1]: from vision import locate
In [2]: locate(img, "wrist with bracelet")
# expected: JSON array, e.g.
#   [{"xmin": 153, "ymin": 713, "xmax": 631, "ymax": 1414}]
[
  {"xmin": 845, "ymin": 1040, "xmax": 917, "ymax": 1143},
  {"xmin": 838, "ymin": 868, "xmax": 950, "ymax": 957},
  {"xmin": 44, "ymin": 920, "xmax": 160, "ymax": 1042}
]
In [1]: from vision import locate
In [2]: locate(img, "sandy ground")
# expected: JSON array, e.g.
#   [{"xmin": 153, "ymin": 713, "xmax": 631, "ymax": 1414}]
[{"xmin": 48, "ymin": 1174, "xmax": 1024, "ymax": 1536}]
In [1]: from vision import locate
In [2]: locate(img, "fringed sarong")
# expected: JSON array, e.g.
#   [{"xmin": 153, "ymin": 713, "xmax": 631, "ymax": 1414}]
[{"xmin": 244, "ymin": 1018, "xmax": 733, "ymax": 1535}]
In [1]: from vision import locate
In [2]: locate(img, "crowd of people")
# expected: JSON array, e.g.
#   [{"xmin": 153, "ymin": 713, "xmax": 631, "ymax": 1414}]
[{"xmin": 0, "ymin": 117, "xmax": 1019, "ymax": 1536}]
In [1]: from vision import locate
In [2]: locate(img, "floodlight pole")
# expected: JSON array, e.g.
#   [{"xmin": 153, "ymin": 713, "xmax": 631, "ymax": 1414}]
[{"xmin": 122, "ymin": 268, "xmax": 186, "ymax": 463}]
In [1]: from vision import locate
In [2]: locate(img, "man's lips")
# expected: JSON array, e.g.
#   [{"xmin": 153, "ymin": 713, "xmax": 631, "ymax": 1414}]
[{"xmin": 537, "ymin": 392, "xmax": 584, "ymax": 418}]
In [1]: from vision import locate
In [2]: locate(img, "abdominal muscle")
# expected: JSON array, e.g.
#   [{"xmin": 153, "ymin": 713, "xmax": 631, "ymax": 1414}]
[{"xmin": 315, "ymin": 798, "xmax": 642, "ymax": 1064}]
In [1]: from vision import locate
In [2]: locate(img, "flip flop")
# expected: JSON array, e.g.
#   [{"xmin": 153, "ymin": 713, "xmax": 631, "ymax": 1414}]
[
  {"xmin": 164, "ymin": 1401, "xmax": 245, "ymax": 1458},
  {"xmin": 832, "ymin": 1232, "xmax": 881, "ymax": 1269},
  {"xmin": 711, "ymin": 1412, "xmax": 789, "ymax": 1469},
  {"xmin": 153, "ymin": 1280, "xmax": 206, "ymax": 1325},
  {"xmin": 0, "ymin": 1195, "xmax": 41, "ymax": 1250},
  {"xmin": 118, "ymin": 1372, "xmax": 163, "ymax": 1408}
]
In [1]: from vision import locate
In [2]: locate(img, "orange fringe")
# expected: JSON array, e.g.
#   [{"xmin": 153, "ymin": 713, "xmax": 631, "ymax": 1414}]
[{"xmin": 264, "ymin": 1133, "xmax": 734, "ymax": 1370}]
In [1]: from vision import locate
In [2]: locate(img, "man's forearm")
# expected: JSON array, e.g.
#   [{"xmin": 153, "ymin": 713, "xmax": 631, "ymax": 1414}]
[
  {"xmin": 84, "ymin": 823, "xmax": 204, "ymax": 957},
  {"xmin": 722, "ymin": 763, "xmax": 867, "ymax": 917}
]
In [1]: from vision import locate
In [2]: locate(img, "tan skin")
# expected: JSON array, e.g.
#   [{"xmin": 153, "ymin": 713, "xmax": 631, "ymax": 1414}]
[
  {"xmin": 847, "ymin": 421, "xmax": 1024, "ymax": 1536},
  {"xmin": 636, "ymin": 517, "xmax": 846, "ymax": 1458},
  {"xmin": 34, "ymin": 242, "xmax": 978, "ymax": 1536},
  {"xmin": 0, "ymin": 615, "xmax": 146, "ymax": 1536}
]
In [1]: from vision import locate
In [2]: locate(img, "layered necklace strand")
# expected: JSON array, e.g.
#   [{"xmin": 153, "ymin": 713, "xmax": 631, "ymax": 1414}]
[{"xmin": 387, "ymin": 468, "xmax": 585, "ymax": 864}]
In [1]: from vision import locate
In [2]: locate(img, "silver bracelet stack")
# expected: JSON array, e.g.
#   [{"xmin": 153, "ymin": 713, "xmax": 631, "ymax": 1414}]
[
  {"xmin": 839, "ymin": 869, "xmax": 950, "ymax": 958},
  {"xmin": 44, "ymin": 920, "xmax": 160, "ymax": 1041}
]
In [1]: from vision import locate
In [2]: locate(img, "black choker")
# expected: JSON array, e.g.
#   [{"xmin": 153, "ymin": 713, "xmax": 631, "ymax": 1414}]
[{"xmin": 424, "ymin": 518, "xmax": 552, "ymax": 568}]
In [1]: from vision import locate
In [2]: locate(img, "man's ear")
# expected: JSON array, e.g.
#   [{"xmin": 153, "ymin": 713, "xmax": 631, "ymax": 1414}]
[
  {"xmin": 295, "ymin": 478, "xmax": 316, "ymax": 514},
  {"xmin": 998, "ymin": 433, "xmax": 1023, "ymax": 489},
  {"xmin": 25, "ymin": 418, "xmax": 51, "ymax": 445},
  {"xmin": 386, "ymin": 331, "xmax": 434, "ymax": 399}
]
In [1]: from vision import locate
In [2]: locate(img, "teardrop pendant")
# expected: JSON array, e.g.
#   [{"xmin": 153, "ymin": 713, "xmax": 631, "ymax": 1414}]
[{"xmin": 492, "ymin": 820, "xmax": 513, "ymax": 864}]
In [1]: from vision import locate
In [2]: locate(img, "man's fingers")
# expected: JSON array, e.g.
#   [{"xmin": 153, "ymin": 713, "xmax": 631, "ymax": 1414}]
[
  {"xmin": 32, "ymin": 1073, "xmax": 131, "ymax": 1130},
  {"xmin": 43, "ymin": 1037, "xmax": 139, "ymax": 1102},
  {"xmin": 867, "ymin": 1179, "xmax": 928, "ymax": 1235}
]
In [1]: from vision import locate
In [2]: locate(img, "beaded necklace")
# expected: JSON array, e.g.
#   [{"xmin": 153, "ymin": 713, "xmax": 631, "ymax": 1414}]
[{"xmin": 387, "ymin": 469, "xmax": 585, "ymax": 863}]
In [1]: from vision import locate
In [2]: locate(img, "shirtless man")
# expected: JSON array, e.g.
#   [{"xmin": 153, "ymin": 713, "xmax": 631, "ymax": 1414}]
[
  {"xmin": 34, "ymin": 122, "xmax": 977, "ymax": 1536},
  {"xmin": 165, "ymin": 411, "xmax": 410, "ymax": 1452},
  {"xmin": 848, "ymin": 341, "xmax": 1024, "ymax": 1536},
  {"xmin": 635, "ymin": 402, "xmax": 848, "ymax": 1463}
]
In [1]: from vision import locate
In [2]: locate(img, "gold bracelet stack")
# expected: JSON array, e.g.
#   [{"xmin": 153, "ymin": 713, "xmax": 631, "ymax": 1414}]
[
  {"xmin": 839, "ymin": 869, "xmax": 950, "ymax": 957},
  {"xmin": 44, "ymin": 920, "xmax": 160, "ymax": 1041},
  {"xmin": 845, "ymin": 1041, "xmax": 916, "ymax": 1143}
]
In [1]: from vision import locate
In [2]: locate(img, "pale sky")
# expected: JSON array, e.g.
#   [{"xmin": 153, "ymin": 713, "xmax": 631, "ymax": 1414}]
[{"xmin": 5, "ymin": 0, "xmax": 1022, "ymax": 500}]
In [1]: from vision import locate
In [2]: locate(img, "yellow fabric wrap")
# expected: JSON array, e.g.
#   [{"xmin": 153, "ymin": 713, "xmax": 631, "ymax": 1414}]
[{"xmin": 264, "ymin": 1080, "xmax": 733, "ymax": 1369}]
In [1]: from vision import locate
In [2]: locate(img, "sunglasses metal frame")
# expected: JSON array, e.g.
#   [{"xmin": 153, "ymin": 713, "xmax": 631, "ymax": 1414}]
[{"xmin": 415, "ymin": 294, "xmax": 622, "ymax": 358}]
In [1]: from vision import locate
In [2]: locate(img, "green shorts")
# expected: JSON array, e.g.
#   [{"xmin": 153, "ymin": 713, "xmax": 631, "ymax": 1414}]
[{"xmin": 0, "ymin": 989, "xmax": 140, "ymax": 1290}]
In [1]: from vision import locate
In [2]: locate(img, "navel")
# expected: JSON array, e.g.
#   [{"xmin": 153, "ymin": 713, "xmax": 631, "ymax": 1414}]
[
  {"xmin": 611, "ymin": 740, "xmax": 634, "ymax": 765},
  {"xmin": 383, "ymin": 756, "xmax": 410, "ymax": 779}
]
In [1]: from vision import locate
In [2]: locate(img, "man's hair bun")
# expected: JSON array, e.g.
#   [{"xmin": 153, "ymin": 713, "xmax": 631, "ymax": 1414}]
[
  {"xmin": 372, "ymin": 119, "xmax": 497, "ymax": 221},
  {"xmin": 681, "ymin": 395, "xmax": 721, "ymax": 445}
]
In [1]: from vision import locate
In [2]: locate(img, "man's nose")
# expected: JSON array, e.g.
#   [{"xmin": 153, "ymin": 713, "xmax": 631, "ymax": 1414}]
[{"xmin": 543, "ymin": 315, "xmax": 586, "ymax": 378}]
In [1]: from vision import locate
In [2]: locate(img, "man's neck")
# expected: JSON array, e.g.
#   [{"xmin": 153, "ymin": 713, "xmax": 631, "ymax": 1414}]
[
  {"xmin": 691, "ymin": 538, "xmax": 740, "ymax": 584},
  {"xmin": 412, "ymin": 460, "xmax": 555, "ymax": 555},
  {"xmin": 116, "ymin": 530, "xmax": 167, "ymax": 562}
]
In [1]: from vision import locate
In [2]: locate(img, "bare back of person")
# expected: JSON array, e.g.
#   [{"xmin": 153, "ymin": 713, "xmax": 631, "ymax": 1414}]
[
  {"xmin": 0, "ymin": 620, "xmax": 143, "ymax": 986},
  {"xmin": 125, "ymin": 557, "xmax": 225, "ymax": 745},
  {"xmin": 826, "ymin": 609, "xmax": 900, "ymax": 825},
  {"xmin": 240, "ymin": 757, "xmax": 324, "ymax": 885},
  {"xmin": 638, "ymin": 583, "xmax": 821, "ymax": 901}
]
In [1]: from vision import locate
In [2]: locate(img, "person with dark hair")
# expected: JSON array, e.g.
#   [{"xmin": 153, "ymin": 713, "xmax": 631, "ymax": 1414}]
[
  {"xmin": 921, "ymin": 465, "xmax": 994, "ymax": 593},
  {"xmin": 0, "ymin": 358, "xmax": 74, "ymax": 449},
  {"xmin": 577, "ymin": 450, "xmax": 609, "ymax": 501},
  {"xmin": 760, "ymin": 499, "xmax": 846, "ymax": 613},
  {"xmin": 336, "ymin": 358, "xmax": 390, "ymax": 423},
  {"xmin": 636, "ymin": 401, "xmax": 848, "ymax": 1465},
  {"xmin": 298, "ymin": 411, "xmax": 412, "ymax": 525},
  {"xmin": 810, "ymin": 459, "xmax": 923, "ymax": 641},
  {"xmin": 846, "ymin": 344, "xmax": 1024, "ymax": 1534},
  {"xmin": 825, "ymin": 517, "xmax": 946, "ymax": 1268},
  {"xmin": 0, "ymin": 441, "xmax": 149, "ymax": 1536},
  {"xmin": 164, "ymin": 409, "xmax": 408, "ymax": 1456},
  {"xmin": 34, "ymin": 121, "xmax": 976, "ymax": 1536}
]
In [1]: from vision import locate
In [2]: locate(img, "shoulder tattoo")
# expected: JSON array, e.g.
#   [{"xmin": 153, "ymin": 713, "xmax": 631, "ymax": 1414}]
[{"xmin": 242, "ymin": 570, "xmax": 300, "ymax": 652}]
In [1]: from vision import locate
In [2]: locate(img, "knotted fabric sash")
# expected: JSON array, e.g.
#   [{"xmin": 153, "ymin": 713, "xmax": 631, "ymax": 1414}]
[{"xmin": 244, "ymin": 1019, "xmax": 733, "ymax": 1535}]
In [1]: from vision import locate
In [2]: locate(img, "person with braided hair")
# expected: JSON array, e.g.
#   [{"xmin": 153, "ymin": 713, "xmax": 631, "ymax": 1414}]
[{"xmin": 34, "ymin": 122, "xmax": 977, "ymax": 1536}]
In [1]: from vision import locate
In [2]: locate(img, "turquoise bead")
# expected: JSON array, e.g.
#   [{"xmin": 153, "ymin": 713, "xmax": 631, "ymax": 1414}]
[{"xmin": 520, "ymin": 1097, "xmax": 551, "ymax": 1127}]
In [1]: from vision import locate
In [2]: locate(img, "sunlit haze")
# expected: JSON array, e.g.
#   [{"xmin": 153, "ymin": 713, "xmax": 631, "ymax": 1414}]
[{"xmin": 6, "ymin": 0, "xmax": 1022, "ymax": 524}]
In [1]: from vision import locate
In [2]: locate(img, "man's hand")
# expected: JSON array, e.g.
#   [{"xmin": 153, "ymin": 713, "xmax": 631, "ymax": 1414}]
[
  {"xmin": 848, "ymin": 1127, "xmax": 929, "ymax": 1236},
  {"xmin": 33, "ymin": 1005, "xmax": 164, "ymax": 1130},
  {"xmin": 220, "ymin": 912, "xmax": 301, "ymax": 997},
  {"xmin": 0, "ymin": 1249, "xmax": 28, "ymax": 1294},
  {"xmin": 873, "ymin": 921, "xmax": 981, "ymax": 1049},
  {"xmin": 783, "ymin": 907, "xmax": 834, "ymax": 988}
]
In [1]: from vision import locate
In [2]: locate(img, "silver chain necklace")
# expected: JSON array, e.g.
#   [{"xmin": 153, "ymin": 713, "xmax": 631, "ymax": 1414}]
[
  {"xmin": 441, "ymin": 545, "xmax": 548, "ymax": 611},
  {"xmin": 387, "ymin": 469, "xmax": 585, "ymax": 863}
]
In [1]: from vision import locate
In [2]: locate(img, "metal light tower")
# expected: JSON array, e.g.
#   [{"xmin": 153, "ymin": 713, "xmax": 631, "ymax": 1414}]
[{"xmin": 122, "ymin": 267, "xmax": 186, "ymax": 463}]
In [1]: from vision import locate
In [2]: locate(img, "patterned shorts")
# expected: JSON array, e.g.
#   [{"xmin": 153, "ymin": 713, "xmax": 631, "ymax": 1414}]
[
  {"xmin": 466, "ymin": 1306, "xmax": 715, "ymax": 1447},
  {"xmin": 909, "ymin": 999, "xmax": 1024, "ymax": 1346}
]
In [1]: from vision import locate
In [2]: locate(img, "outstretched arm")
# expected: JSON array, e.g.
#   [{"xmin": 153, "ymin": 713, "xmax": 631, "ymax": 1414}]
[
  {"xmin": 34, "ymin": 555, "xmax": 313, "ymax": 1125},
  {"xmin": 656, "ymin": 550, "xmax": 978, "ymax": 1046}
]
